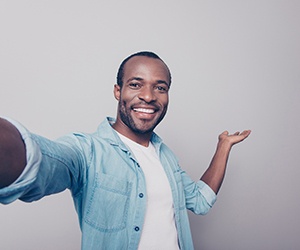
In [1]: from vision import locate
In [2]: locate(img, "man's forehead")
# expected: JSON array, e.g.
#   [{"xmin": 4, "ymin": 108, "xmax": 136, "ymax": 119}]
[
  {"xmin": 123, "ymin": 56, "xmax": 170, "ymax": 82},
  {"xmin": 125, "ymin": 55, "xmax": 166, "ymax": 67}
]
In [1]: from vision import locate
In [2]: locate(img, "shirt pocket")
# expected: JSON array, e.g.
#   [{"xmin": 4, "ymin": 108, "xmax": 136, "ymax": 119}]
[
  {"xmin": 84, "ymin": 173, "xmax": 132, "ymax": 232},
  {"xmin": 173, "ymin": 171, "xmax": 186, "ymax": 210}
]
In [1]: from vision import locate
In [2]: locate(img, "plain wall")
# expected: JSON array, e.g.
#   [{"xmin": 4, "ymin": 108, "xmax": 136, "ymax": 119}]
[{"xmin": 1, "ymin": 1, "xmax": 299, "ymax": 249}]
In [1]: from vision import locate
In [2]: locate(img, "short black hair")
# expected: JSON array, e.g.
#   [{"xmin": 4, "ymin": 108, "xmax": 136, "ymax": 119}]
[{"xmin": 116, "ymin": 51, "xmax": 171, "ymax": 87}]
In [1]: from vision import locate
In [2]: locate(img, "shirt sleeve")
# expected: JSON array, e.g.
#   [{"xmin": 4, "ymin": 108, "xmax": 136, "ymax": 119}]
[
  {"xmin": 0, "ymin": 117, "xmax": 42, "ymax": 204},
  {"xmin": 180, "ymin": 170, "xmax": 217, "ymax": 215},
  {"xmin": 195, "ymin": 179, "xmax": 217, "ymax": 208},
  {"xmin": 0, "ymin": 117, "xmax": 86, "ymax": 204}
]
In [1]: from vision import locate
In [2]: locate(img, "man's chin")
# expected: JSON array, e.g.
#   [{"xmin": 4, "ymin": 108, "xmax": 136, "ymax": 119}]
[
  {"xmin": 132, "ymin": 114, "xmax": 166, "ymax": 134},
  {"xmin": 132, "ymin": 123, "xmax": 157, "ymax": 135}
]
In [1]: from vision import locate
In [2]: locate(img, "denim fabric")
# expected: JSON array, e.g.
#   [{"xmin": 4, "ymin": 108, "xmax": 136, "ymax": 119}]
[{"xmin": 0, "ymin": 117, "xmax": 216, "ymax": 250}]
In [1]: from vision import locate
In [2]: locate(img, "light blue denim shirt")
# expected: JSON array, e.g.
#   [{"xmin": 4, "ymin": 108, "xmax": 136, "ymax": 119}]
[{"xmin": 0, "ymin": 117, "xmax": 216, "ymax": 250}]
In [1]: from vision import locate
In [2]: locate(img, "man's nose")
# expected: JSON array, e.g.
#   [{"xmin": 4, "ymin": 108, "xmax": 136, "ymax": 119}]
[{"xmin": 138, "ymin": 86, "xmax": 156, "ymax": 103}]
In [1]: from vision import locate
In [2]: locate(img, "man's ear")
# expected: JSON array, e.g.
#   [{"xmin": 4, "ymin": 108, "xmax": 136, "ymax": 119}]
[{"xmin": 114, "ymin": 84, "xmax": 121, "ymax": 101}]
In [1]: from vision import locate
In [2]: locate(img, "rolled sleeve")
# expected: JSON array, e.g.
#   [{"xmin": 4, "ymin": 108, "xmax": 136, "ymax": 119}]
[
  {"xmin": 196, "ymin": 180, "xmax": 217, "ymax": 208},
  {"xmin": 0, "ymin": 117, "xmax": 42, "ymax": 204},
  {"xmin": 181, "ymin": 169, "xmax": 217, "ymax": 215}
]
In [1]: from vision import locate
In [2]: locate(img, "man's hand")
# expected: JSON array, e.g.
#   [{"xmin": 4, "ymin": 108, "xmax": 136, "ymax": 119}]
[
  {"xmin": 0, "ymin": 118, "xmax": 26, "ymax": 188},
  {"xmin": 218, "ymin": 130, "xmax": 251, "ymax": 148}
]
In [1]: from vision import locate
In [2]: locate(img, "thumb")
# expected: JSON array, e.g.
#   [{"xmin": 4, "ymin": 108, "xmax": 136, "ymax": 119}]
[{"xmin": 221, "ymin": 131, "xmax": 229, "ymax": 135}]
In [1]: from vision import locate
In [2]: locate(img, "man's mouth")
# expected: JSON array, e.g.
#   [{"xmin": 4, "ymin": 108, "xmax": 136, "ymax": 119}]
[{"xmin": 133, "ymin": 108, "xmax": 155, "ymax": 114}]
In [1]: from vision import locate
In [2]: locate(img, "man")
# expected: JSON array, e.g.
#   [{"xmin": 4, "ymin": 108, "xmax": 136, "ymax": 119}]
[{"xmin": 0, "ymin": 51, "xmax": 251, "ymax": 249}]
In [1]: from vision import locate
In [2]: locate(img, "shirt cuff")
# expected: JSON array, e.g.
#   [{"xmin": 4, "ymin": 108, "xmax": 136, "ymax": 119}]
[
  {"xmin": 0, "ymin": 117, "xmax": 42, "ymax": 204},
  {"xmin": 197, "ymin": 180, "xmax": 217, "ymax": 207}
]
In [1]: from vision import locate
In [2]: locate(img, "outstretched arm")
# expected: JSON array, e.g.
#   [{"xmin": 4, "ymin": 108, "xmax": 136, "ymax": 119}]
[
  {"xmin": 0, "ymin": 118, "xmax": 26, "ymax": 188},
  {"xmin": 200, "ymin": 130, "xmax": 251, "ymax": 194}
]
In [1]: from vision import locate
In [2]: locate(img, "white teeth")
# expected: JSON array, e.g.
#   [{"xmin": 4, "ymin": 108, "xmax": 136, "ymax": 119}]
[{"xmin": 133, "ymin": 108, "xmax": 155, "ymax": 114}]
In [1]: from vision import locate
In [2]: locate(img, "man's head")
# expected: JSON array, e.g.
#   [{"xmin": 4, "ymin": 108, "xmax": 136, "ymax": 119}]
[{"xmin": 113, "ymin": 51, "xmax": 171, "ymax": 143}]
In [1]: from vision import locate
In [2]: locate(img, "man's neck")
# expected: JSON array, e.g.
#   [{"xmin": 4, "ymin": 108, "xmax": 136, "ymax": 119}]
[{"xmin": 112, "ymin": 122, "xmax": 152, "ymax": 147}]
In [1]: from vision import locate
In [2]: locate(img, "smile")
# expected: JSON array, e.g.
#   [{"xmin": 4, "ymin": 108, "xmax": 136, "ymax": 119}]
[{"xmin": 133, "ymin": 108, "xmax": 155, "ymax": 114}]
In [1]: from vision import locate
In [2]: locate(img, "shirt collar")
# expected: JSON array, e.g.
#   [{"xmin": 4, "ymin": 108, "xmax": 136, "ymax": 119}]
[{"xmin": 96, "ymin": 117, "xmax": 163, "ymax": 152}]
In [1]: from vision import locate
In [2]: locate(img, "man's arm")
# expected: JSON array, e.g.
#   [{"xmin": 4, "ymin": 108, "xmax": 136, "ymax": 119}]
[
  {"xmin": 200, "ymin": 130, "xmax": 251, "ymax": 194},
  {"xmin": 0, "ymin": 118, "xmax": 26, "ymax": 188}
]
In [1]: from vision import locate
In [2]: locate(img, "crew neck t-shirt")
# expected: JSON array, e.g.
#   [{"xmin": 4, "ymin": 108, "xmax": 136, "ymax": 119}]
[{"xmin": 117, "ymin": 132, "xmax": 180, "ymax": 250}]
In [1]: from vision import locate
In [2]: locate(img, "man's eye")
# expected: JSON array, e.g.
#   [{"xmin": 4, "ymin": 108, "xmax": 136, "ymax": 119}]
[
  {"xmin": 129, "ymin": 83, "xmax": 140, "ymax": 88},
  {"xmin": 156, "ymin": 86, "xmax": 168, "ymax": 92}
]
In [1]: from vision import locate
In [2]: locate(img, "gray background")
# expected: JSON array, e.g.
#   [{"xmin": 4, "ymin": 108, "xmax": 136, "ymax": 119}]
[{"xmin": 0, "ymin": 1, "xmax": 299, "ymax": 249}]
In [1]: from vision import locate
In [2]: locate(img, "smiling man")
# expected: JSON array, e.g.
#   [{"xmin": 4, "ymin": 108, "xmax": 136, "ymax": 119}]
[
  {"xmin": 0, "ymin": 51, "xmax": 251, "ymax": 250},
  {"xmin": 113, "ymin": 53, "xmax": 170, "ymax": 145}
]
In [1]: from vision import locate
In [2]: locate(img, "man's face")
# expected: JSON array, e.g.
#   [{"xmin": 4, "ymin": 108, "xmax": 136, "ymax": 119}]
[{"xmin": 114, "ymin": 56, "xmax": 170, "ymax": 135}]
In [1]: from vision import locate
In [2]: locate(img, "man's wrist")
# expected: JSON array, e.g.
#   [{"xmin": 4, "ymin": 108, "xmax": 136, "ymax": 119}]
[{"xmin": 216, "ymin": 140, "xmax": 232, "ymax": 152}]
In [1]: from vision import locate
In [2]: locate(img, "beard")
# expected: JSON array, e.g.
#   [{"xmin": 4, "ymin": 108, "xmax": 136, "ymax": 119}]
[{"xmin": 118, "ymin": 99, "xmax": 167, "ymax": 135}]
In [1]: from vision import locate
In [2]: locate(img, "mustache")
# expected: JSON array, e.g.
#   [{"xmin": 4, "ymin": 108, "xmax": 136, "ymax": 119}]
[{"xmin": 130, "ymin": 101, "xmax": 161, "ymax": 111}]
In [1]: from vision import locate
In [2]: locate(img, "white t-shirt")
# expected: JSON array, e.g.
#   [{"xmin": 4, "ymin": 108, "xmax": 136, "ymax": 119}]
[{"xmin": 117, "ymin": 133, "xmax": 180, "ymax": 250}]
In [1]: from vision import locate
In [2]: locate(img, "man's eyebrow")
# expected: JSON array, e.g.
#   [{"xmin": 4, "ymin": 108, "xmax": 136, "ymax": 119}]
[
  {"xmin": 126, "ymin": 77, "xmax": 143, "ymax": 83},
  {"xmin": 126, "ymin": 77, "xmax": 170, "ymax": 86}
]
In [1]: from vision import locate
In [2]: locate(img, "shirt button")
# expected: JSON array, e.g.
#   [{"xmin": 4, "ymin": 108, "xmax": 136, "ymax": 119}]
[
  {"xmin": 134, "ymin": 226, "xmax": 140, "ymax": 231},
  {"xmin": 139, "ymin": 193, "xmax": 144, "ymax": 198}
]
